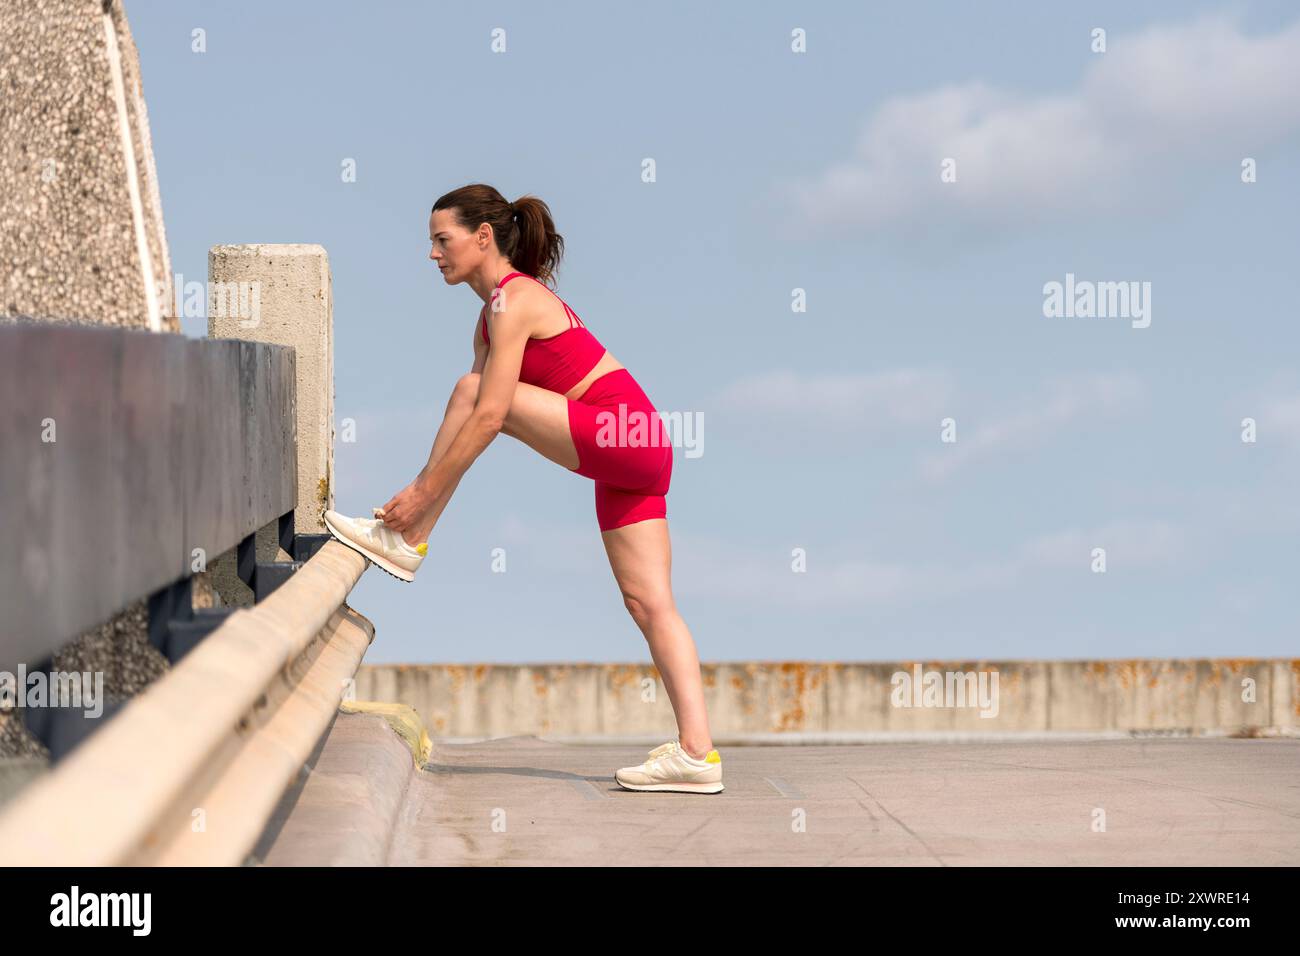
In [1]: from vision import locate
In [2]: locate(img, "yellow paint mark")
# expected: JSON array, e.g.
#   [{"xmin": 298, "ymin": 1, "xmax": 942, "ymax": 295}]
[{"xmin": 340, "ymin": 699, "xmax": 432, "ymax": 767}]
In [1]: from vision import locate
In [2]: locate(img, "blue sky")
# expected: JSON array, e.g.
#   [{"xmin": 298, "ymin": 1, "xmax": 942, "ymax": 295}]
[{"xmin": 131, "ymin": 1, "xmax": 1300, "ymax": 663}]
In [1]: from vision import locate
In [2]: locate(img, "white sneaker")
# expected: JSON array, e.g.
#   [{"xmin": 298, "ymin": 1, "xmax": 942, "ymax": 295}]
[
  {"xmin": 615, "ymin": 740, "xmax": 724, "ymax": 794},
  {"xmin": 323, "ymin": 508, "xmax": 427, "ymax": 582}
]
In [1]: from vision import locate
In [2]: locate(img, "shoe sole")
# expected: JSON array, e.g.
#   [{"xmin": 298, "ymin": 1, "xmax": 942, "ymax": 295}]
[
  {"xmin": 322, "ymin": 512, "xmax": 418, "ymax": 583},
  {"xmin": 615, "ymin": 779, "xmax": 724, "ymax": 794}
]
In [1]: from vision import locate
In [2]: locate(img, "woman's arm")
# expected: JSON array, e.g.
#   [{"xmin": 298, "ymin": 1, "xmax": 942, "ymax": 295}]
[
  {"xmin": 471, "ymin": 313, "xmax": 487, "ymax": 375},
  {"xmin": 414, "ymin": 301, "xmax": 531, "ymax": 528},
  {"xmin": 412, "ymin": 315, "xmax": 489, "ymax": 484}
]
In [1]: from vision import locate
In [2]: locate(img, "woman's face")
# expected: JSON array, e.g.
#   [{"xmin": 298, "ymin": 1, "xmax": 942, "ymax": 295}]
[{"xmin": 428, "ymin": 208, "xmax": 471, "ymax": 282}]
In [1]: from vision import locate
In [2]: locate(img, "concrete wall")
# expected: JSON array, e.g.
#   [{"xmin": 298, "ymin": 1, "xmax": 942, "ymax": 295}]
[
  {"xmin": 207, "ymin": 244, "xmax": 335, "ymax": 606},
  {"xmin": 354, "ymin": 658, "xmax": 1300, "ymax": 740},
  {"xmin": 0, "ymin": 0, "xmax": 174, "ymax": 332},
  {"xmin": 0, "ymin": 0, "xmax": 180, "ymax": 760}
]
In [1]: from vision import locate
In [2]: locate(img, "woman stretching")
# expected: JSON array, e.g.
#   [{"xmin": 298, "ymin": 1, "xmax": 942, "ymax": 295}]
[{"xmin": 323, "ymin": 184, "xmax": 722, "ymax": 794}]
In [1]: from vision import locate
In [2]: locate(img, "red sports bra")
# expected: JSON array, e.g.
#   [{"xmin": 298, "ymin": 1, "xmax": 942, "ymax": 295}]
[{"xmin": 480, "ymin": 271, "xmax": 607, "ymax": 395}]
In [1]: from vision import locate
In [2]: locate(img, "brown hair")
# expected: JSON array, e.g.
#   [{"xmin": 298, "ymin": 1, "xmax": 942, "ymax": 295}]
[{"xmin": 432, "ymin": 184, "xmax": 565, "ymax": 288}]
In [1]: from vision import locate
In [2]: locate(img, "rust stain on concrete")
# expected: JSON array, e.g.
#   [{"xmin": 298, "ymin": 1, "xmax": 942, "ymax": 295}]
[
  {"xmin": 608, "ymin": 664, "xmax": 651, "ymax": 690},
  {"xmin": 1111, "ymin": 660, "xmax": 1139, "ymax": 689},
  {"xmin": 774, "ymin": 661, "xmax": 813, "ymax": 731},
  {"xmin": 446, "ymin": 665, "xmax": 467, "ymax": 694}
]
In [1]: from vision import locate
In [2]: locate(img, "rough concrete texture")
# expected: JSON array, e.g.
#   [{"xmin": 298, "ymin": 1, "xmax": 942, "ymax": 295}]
[
  {"xmin": 207, "ymin": 531, "xmax": 293, "ymax": 610},
  {"xmin": 353, "ymin": 658, "xmax": 1300, "ymax": 739},
  {"xmin": 0, "ymin": 597, "xmax": 170, "ymax": 760},
  {"xmin": 253, "ymin": 712, "xmax": 420, "ymax": 866},
  {"xmin": 256, "ymin": 724, "xmax": 1300, "ymax": 866},
  {"xmin": 0, "ymin": 0, "xmax": 185, "ymax": 758},
  {"xmin": 0, "ymin": 758, "xmax": 47, "ymax": 807},
  {"xmin": 207, "ymin": 245, "xmax": 334, "ymax": 607},
  {"xmin": 0, "ymin": 0, "xmax": 175, "ymax": 332}
]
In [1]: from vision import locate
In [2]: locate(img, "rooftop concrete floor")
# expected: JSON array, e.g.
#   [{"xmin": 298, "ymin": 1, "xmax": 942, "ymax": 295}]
[{"xmin": 254, "ymin": 712, "xmax": 1300, "ymax": 866}]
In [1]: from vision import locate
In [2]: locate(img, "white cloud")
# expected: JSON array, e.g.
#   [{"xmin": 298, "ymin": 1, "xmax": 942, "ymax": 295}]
[
  {"xmin": 672, "ymin": 516, "xmax": 1188, "ymax": 611},
  {"xmin": 783, "ymin": 14, "xmax": 1300, "ymax": 234},
  {"xmin": 493, "ymin": 512, "xmax": 609, "ymax": 573},
  {"xmin": 1234, "ymin": 377, "xmax": 1300, "ymax": 453},
  {"xmin": 711, "ymin": 367, "xmax": 953, "ymax": 432},
  {"xmin": 919, "ymin": 372, "xmax": 1144, "ymax": 482},
  {"xmin": 1259, "ymin": 394, "xmax": 1300, "ymax": 444},
  {"xmin": 1020, "ymin": 519, "xmax": 1187, "ymax": 568},
  {"xmin": 673, "ymin": 531, "xmax": 1026, "ymax": 609}
]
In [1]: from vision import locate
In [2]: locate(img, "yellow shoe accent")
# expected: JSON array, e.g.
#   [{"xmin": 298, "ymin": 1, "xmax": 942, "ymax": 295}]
[
  {"xmin": 323, "ymin": 509, "xmax": 425, "ymax": 582},
  {"xmin": 416, "ymin": 542, "xmax": 428, "ymax": 556},
  {"xmin": 614, "ymin": 740, "xmax": 724, "ymax": 793}
]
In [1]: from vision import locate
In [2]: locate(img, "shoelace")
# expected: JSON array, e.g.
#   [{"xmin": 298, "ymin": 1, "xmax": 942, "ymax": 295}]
[{"xmin": 643, "ymin": 741, "xmax": 680, "ymax": 767}]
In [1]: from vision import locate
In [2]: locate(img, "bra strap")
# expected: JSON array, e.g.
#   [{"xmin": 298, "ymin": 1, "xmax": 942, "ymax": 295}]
[{"xmin": 491, "ymin": 272, "xmax": 587, "ymax": 332}]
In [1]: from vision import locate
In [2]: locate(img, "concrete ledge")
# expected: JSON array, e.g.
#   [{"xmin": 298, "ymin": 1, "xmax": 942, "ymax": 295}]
[
  {"xmin": 0, "ymin": 540, "xmax": 372, "ymax": 865},
  {"xmin": 339, "ymin": 700, "xmax": 434, "ymax": 766},
  {"xmin": 354, "ymin": 658, "xmax": 1300, "ymax": 739},
  {"xmin": 252, "ymin": 711, "xmax": 423, "ymax": 867}
]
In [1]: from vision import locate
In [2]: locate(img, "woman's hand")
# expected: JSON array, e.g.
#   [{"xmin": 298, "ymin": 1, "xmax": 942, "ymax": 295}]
[{"xmin": 378, "ymin": 478, "xmax": 435, "ymax": 534}]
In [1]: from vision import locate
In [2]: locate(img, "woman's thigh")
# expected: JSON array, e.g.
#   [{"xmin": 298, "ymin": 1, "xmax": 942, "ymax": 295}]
[
  {"xmin": 468, "ymin": 372, "xmax": 669, "ymax": 485},
  {"xmin": 482, "ymin": 375, "xmax": 581, "ymax": 471},
  {"xmin": 601, "ymin": 516, "xmax": 673, "ymax": 610},
  {"xmin": 568, "ymin": 399, "xmax": 672, "ymax": 489}
]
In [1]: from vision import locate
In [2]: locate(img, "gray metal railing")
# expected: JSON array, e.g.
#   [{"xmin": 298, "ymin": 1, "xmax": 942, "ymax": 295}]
[{"xmin": 0, "ymin": 322, "xmax": 328, "ymax": 758}]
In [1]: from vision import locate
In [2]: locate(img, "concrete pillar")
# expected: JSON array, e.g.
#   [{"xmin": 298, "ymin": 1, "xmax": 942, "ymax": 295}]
[{"xmin": 206, "ymin": 245, "xmax": 335, "ymax": 606}]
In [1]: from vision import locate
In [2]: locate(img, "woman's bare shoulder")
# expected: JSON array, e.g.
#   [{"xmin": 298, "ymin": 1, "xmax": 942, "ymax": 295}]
[{"xmin": 489, "ymin": 279, "xmax": 554, "ymax": 332}]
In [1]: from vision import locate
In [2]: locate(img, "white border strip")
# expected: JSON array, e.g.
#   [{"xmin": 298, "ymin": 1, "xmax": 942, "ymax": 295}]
[{"xmin": 102, "ymin": 9, "xmax": 162, "ymax": 333}]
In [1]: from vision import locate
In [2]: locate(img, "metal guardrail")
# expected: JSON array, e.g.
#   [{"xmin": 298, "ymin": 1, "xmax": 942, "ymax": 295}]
[
  {"xmin": 0, "ymin": 540, "xmax": 373, "ymax": 865},
  {"xmin": 0, "ymin": 322, "xmax": 331, "ymax": 759}
]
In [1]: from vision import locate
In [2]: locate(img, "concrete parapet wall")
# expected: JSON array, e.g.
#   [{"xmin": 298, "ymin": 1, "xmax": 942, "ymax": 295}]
[
  {"xmin": 207, "ymin": 243, "xmax": 334, "ymax": 605},
  {"xmin": 0, "ymin": 0, "xmax": 174, "ymax": 332},
  {"xmin": 354, "ymin": 658, "xmax": 1300, "ymax": 739},
  {"xmin": 0, "ymin": 0, "xmax": 179, "ymax": 757}
]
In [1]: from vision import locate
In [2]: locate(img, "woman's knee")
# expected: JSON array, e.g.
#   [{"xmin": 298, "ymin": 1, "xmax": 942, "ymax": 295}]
[
  {"xmin": 621, "ymin": 590, "xmax": 675, "ymax": 631},
  {"xmin": 451, "ymin": 372, "xmax": 481, "ymax": 408}
]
